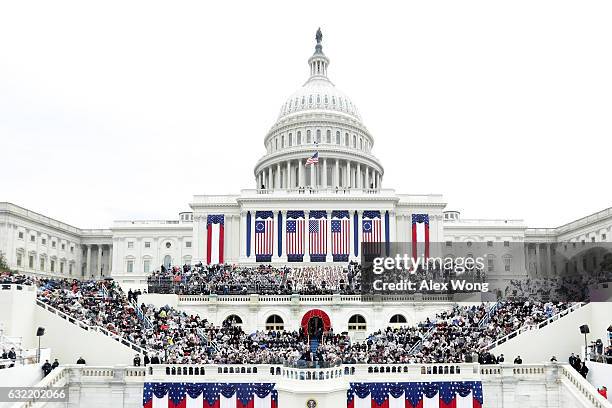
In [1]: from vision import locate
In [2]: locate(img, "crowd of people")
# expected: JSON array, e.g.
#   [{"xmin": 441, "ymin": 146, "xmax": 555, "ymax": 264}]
[{"xmin": 147, "ymin": 262, "xmax": 362, "ymax": 295}]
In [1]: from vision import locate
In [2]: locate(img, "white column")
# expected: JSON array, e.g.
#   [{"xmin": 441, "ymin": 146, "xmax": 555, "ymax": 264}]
[
  {"xmin": 365, "ymin": 167, "xmax": 370, "ymax": 189},
  {"xmin": 335, "ymin": 159, "xmax": 340, "ymax": 188},
  {"xmin": 322, "ymin": 158, "xmax": 328, "ymax": 188},
  {"xmin": 276, "ymin": 163, "xmax": 281, "ymax": 189},
  {"xmin": 347, "ymin": 161, "xmax": 351, "ymax": 188},
  {"xmin": 86, "ymin": 245, "xmax": 91, "ymax": 278},
  {"xmin": 96, "ymin": 245, "xmax": 102, "ymax": 278},
  {"xmin": 356, "ymin": 163, "xmax": 361, "ymax": 189},
  {"xmin": 310, "ymin": 162, "xmax": 315, "ymax": 188},
  {"xmin": 287, "ymin": 161, "xmax": 291, "ymax": 189},
  {"xmin": 298, "ymin": 160, "xmax": 303, "ymax": 187},
  {"xmin": 272, "ymin": 211, "xmax": 279, "ymax": 262},
  {"xmin": 268, "ymin": 167, "xmax": 273, "ymax": 190},
  {"xmin": 535, "ymin": 244, "xmax": 540, "ymax": 276},
  {"xmin": 108, "ymin": 245, "xmax": 113, "ymax": 276}
]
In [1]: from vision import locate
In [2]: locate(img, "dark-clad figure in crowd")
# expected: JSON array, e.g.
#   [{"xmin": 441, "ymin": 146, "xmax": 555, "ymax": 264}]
[
  {"xmin": 579, "ymin": 362, "xmax": 589, "ymax": 378},
  {"xmin": 513, "ymin": 356, "xmax": 522, "ymax": 364},
  {"xmin": 41, "ymin": 360, "xmax": 52, "ymax": 377},
  {"xmin": 144, "ymin": 354, "xmax": 150, "ymax": 366},
  {"xmin": 133, "ymin": 354, "xmax": 141, "ymax": 367},
  {"xmin": 51, "ymin": 359, "xmax": 59, "ymax": 370},
  {"xmin": 497, "ymin": 354, "xmax": 505, "ymax": 363},
  {"xmin": 76, "ymin": 357, "xmax": 86, "ymax": 364}
]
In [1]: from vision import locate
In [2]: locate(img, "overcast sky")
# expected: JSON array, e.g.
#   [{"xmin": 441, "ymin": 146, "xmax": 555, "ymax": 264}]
[{"xmin": 1, "ymin": 1, "xmax": 611, "ymax": 229}]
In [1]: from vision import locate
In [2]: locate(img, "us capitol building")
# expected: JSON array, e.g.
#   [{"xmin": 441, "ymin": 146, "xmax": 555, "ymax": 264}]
[{"xmin": 1, "ymin": 30, "xmax": 611, "ymax": 289}]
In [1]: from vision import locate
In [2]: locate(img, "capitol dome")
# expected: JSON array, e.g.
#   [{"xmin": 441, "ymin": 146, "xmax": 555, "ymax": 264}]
[
  {"xmin": 254, "ymin": 29, "xmax": 384, "ymax": 192},
  {"xmin": 277, "ymin": 77, "xmax": 362, "ymax": 122}
]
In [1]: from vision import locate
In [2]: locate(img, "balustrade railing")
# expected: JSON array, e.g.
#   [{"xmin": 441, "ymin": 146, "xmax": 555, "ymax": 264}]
[{"xmin": 480, "ymin": 302, "xmax": 587, "ymax": 351}]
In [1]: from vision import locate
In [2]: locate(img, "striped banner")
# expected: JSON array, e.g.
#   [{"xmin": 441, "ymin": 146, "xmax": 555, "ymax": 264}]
[
  {"xmin": 255, "ymin": 211, "xmax": 274, "ymax": 262},
  {"xmin": 309, "ymin": 210, "xmax": 327, "ymax": 262},
  {"xmin": 286, "ymin": 211, "xmax": 305, "ymax": 262},
  {"xmin": 331, "ymin": 210, "xmax": 350, "ymax": 262}
]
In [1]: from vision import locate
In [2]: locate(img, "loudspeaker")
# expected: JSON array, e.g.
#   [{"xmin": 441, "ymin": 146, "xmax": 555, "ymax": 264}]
[
  {"xmin": 36, "ymin": 327, "xmax": 45, "ymax": 336},
  {"xmin": 579, "ymin": 325, "xmax": 590, "ymax": 334}
]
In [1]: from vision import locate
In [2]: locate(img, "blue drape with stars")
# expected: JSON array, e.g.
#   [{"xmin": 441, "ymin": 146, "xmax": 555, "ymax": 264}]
[{"xmin": 347, "ymin": 381, "xmax": 483, "ymax": 408}]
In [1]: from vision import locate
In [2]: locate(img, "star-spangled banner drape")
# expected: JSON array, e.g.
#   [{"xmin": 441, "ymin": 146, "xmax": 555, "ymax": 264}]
[
  {"xmin": 255, "ymin": 211, "xmax": 274, "ymax": 262},
  {"xmin": 206, "ymin": 215, "xmax": 224, "ymax": 265},
  {"xmin": 309, "ymin": 210, "xmax": 327, "ymax": 262},
  {"xmin": 143, "ymin": 382, "xmax": 278, "ymax": 408},
  {"xmin": 331, "ymin": 210, "xmax": 350, "ymax": 262},
  {"xmin": 286, "ymin": 210, "xmax": 305, "ymax": 262},
  {"xmin": 347, "ymin": 381, "xmax": 483, "ymax": 408}
]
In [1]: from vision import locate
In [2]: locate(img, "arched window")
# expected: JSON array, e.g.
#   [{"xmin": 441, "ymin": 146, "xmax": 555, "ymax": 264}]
[
  {"xmin": 297, "ymin": 131, "xmax": 302, "ymax": 145},
  {"xmin": 224, "ymin": 315, "xmax": 243, "ymax": 327},
  {"xmin": 389, "ymin": 314, "xmax": 407, "ymax": 325},
  {"xmin": 275, "ymin": 138, "xmax": 278, "ymax": 150},
  {"xmin": 360, "ymin": 138, "xmax": 363, "ymax": 150},
  {"xmin": 281, "ymin": 135, "xmax": 285, "ymax": 148},
  {"xmin": 336, "ymin": 131, "xmax": 340, "ymax": 144},
  {"xmin": 348, "ymin": 314, "xmax": 366, "ymax": 331},
  {"xmin": 345, "ymin": 133, "xmax": 349, "ymax": 146},
  {"xmin": 309, "ymin": 95, "xmax": 313, "ymax": 105},
  {"xmin": 265, "ymin": 315, "xmax": 284, "ymax": 331},
  {"xmin": 353, "ymin": 135, "xmax": 357, "ymax": 148},
  {"xmin": 307, "ymin": 130, "xmax": 312, "ymax": 143},
  {"xmin": 288, "ymin": 133, "xmax": 292, "ymax": 147},
  {"xmin": 316, "ymin": 129, "xmax": 321, "ymax": 143},
  {"xmin": 326, "ymin": 130, "xmax": 331, "ymax": 143}
]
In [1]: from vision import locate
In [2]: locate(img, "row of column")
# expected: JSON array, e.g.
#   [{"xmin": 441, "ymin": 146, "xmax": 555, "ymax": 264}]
[
  {"xmin": 257, "ymin": 159, "xmax": 381, "ymax": 190},
  {"xmin": 82, "ymin": 244, "xmax": 112, "ymax": 278}
]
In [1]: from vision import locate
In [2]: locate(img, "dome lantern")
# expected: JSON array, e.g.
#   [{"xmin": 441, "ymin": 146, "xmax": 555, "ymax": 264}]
[{"xmin": 308, "ymin": 28, "xmax": 330, "ymax": 81}]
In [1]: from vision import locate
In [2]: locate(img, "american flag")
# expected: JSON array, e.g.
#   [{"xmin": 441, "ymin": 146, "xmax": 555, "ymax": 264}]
[
  {"xmin": 331, "ymin": 214, "xmax": 350, "ymax": 257},
  {"xmin": 308, "ymin": 211, "xmax": 327, "ymax": 258},
  {"xmin": 255, "ymin": 211, "xmax": 274, "ymax": 258},
  {"xmin": 286, "ymin": 218, "xmax": 304, "ymax": 257},
  {"xmin": 362, "ymin": 210, "xmax": 382, "ymax": 243},
  {"xmin": 306, "ymin": 151, "xmax": 319, "ymax": 165}
]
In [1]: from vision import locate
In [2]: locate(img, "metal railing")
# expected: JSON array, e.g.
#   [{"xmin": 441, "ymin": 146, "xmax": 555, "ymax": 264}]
[{"xmin": 36, "ymin": 299, "xmax": 150, "ymax": 355}]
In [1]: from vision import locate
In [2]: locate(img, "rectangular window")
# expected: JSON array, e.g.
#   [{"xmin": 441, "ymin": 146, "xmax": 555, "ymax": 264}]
[
  {"xmin": 487, "ymin": 241, "xmax": 493, "ymax": 247},
  {"xmin": 144, "ymin": 241, "xmax": 151, "ymax": 248},
  {"xmin": 504, "ymin": 258, "xmax": 511, "ymax": 272},
  {"xmin": 503, "ymin": 241, "xmax": 510, "ymax": 247},
  {"xmin": 52, "ymin": 241, "xmax": 56, "ymax": 248},
  {"xmin": 445, "ymin": 241, "xmax": 452, "ymax": 247},
  {"xmin": 42, "ymin": 238, "xmax": 47, "ymax": 245},
  {"xmin": 487, "ymin": 259, "xmax": 494, "ymax": 272},
  {"xmin": 30, "ymin": 235, "xmax": 35, "ymax": 242},
  {"xmin": 18, "ymin": 232, "xmax": 24, "ymax": 239},
  {"xmin": 143, "ymin": 260, "xmax": 150, "ymax": 273},
  {"xmin": 16, "ymin": 254, "xmax": 22, "ymax": 266},
  {"xmin": 61, "ymin": 243, "xmax": 66, "ymax": 250},
  {"xmin": 50, "ymin": 260, "xmax": 55, "ymax": 272},
  {"xmin": 69, "ymin": 264, "xmax": 73, "ymax": 275},
  {"xmin": 60, "ymin": 262, "xmax": 64, "ymax": 274},
  {"xmin": 29, "ymin": 256, "xmax": 34, "ymax": 269},
  {"xmin": 40, "ymin": 258, "xmax": 45, "ymax": 270},
  {"xmin": 186, "ymin": 241, "xmax": 192, "ymax": 248},
  {"xmin": 602, "ymin": 233, "xmax": 607, "ymax": 241},
  {"xmin": 127, "ymin": 260, "xmax": 134, "ymax": 273},
  {"xmin": 70, "ymin": 246, "xmax": 74, "ymax": 253},
  {"xmin": 591, "ymin": 237, "xmax": 595, "ymax": 243},
  {"xmin": 127, "ymin": 242, "xmax": 134, "ymax": 249}
]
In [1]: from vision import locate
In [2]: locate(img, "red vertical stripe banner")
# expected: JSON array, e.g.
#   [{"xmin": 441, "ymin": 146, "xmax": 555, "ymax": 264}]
[
  {"xmin": 218, "ymin": 223, "xmax": 224, "ymax": 264},
  {"xmin": 206, "ymin": 223, "xmax": 212, "ymax": 265}
]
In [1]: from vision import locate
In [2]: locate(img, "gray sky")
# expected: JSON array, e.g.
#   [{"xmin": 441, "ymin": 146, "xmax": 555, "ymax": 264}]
[{"xmin": 1, "ymin": 1, "xmax": 611, "ymax": 229}]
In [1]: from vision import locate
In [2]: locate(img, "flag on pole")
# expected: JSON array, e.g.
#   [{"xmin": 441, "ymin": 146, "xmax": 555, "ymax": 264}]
[
  {"xmin": 306, "ymin": 151, "xmax": 319, "ymax": 165},
  {"xmin": 206, "ymin": 214, "xmax": 224, "ymax": 265}
]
